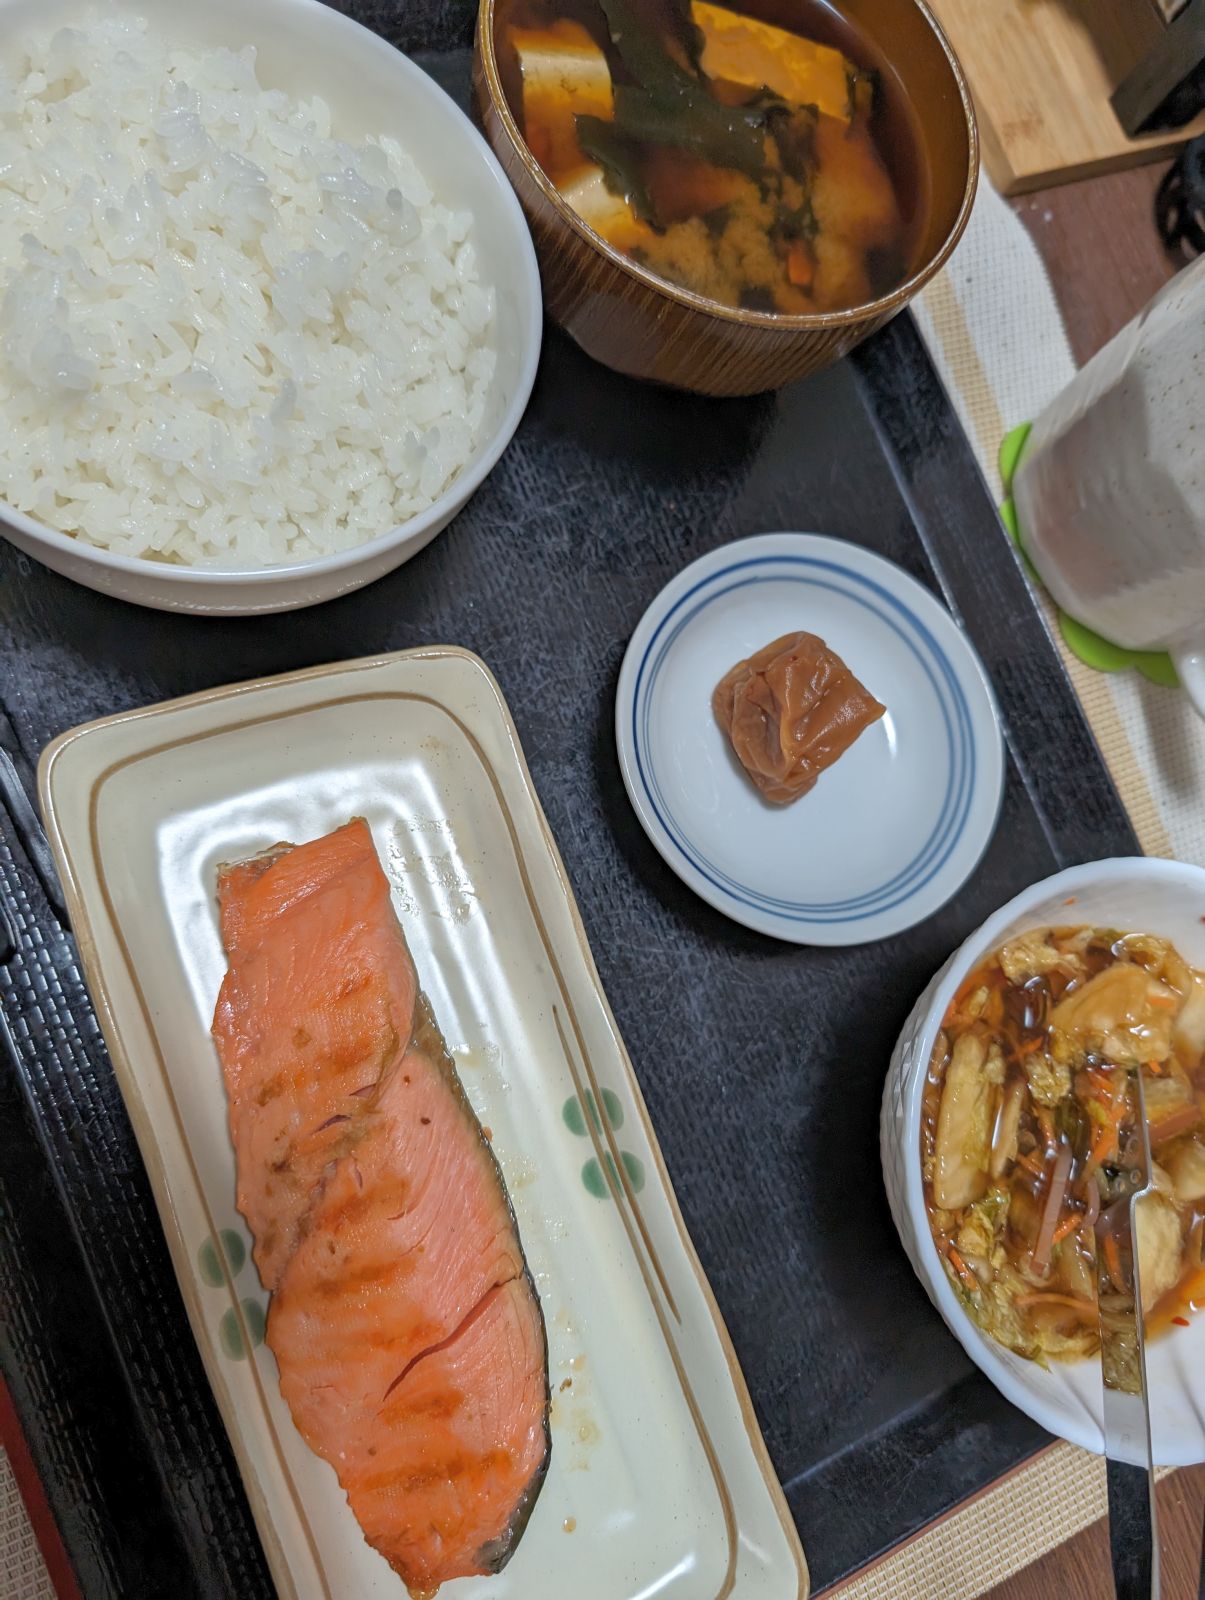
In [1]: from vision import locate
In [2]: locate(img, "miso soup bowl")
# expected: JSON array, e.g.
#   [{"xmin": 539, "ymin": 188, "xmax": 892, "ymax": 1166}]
[
  {"xmin": 473, "ymin": 0, "xmax": 977, "ymax": 396},
  {"xmin": 882, "ymin": 857, "xmax": 1205, "ymax": 1467}
]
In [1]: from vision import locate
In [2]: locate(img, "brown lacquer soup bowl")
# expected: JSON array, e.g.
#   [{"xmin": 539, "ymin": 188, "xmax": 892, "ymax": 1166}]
[{"xmin": 473, "ymin": 0, "xmax": 977, "ymax": 396}]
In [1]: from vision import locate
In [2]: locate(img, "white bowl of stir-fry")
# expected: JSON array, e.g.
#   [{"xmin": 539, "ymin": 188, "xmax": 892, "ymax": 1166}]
[{"xmin": 882, "ymin": 857, "xmax": 1205, "ymax": 1466}]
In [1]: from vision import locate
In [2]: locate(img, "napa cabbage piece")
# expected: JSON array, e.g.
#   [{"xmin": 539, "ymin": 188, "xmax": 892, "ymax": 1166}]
[
  {"xmin": 959, "ymin": 1257, "xmax": 1097, "ymax": 1365},
  {"xmin": 1024, "ymin": 1049, "xmax": 1072, "ymax": 1107},
  {"xmin": 1174, "ymin": 971, "xmax": 1205, "ymax": 1056},
  {"xmin": 954, "ymin": 1185, "xmax": 1009, "ymax": 1268},
  {"xmin": 998, "ymin": 935, "xmax": 1072, "ymax": 985}
]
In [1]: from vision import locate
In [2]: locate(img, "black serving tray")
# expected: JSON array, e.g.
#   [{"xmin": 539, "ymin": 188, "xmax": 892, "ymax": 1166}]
[{"xmin": 0, "ymin": 8, "xmax": 1139, "ymax": 1597}]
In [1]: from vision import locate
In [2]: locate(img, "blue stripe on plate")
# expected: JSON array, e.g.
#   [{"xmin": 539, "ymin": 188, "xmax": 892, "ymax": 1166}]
[
  {"xmin": 640, "ymin": 576, "xmax": 967, "ymax": 912},
  {"xmin": 630, "ymin": 555, "xmax": 977, "ymax": 925}
]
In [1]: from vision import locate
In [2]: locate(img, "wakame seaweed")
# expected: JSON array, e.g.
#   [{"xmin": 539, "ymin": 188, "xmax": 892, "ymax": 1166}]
[
  {"xmin": 771, "ymin": 193, "xmax": 819, "ymax": 246},
  {"xmin": 594, "ymin": 0, "xmax": 703, "ymax": 90},
  {"xmin": 765, "ymin": 102, "xmax": 819, "ymax": 187},
  {"xmin": 578, "ymin": 0, "xmax": 786, "ymax": 223},
  {"xmin": 575, "ymin": 113, "xmax": 659, "ymax": 221},
  {"xmin": 591, "ymin": 83, "xmax": 769, "ymax": 173}
]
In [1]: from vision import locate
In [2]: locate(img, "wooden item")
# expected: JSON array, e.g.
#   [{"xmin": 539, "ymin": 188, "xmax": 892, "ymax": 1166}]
[
  {"xmin": 983, "ymin": 1463, "xmax": 1205, "ymax": 1599},
  {"xmin": 1112, "ymin": 0, "xmax": 1205, "ymax": 136},
  {"xmin": 474, "ymin": 0, "xmax": 977, "ymax": 395},
  {"xmin": 927, "ymin": 0, "xmax": 1205, "ymax": 195}
]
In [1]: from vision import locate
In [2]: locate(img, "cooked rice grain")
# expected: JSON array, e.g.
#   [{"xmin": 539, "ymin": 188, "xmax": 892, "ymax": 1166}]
[{"xmin": 0, "ymin": 15, "xmax": 496, "ymax": 566}]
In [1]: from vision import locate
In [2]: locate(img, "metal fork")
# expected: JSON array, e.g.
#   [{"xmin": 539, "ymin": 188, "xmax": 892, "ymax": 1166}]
[{"xmin": 1097, "ymin": 1067, "xmax": 1161, "ymax": 1600}]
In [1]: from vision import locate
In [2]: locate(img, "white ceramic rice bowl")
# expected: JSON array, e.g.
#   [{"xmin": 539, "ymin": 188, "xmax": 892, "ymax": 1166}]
[
  {"xmin": 881, "ymin": 857, "xmax": 1205, "ymax": 1466},
  {"xmin": 0, "ymin": 0, "xmax": 541, "ymax": 614}
]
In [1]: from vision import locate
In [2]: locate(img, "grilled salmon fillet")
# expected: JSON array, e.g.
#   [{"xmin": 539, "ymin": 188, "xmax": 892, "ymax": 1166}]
[{"xmin": 211, "ymin": 819, "xmax": 549, "ymax": 1590}]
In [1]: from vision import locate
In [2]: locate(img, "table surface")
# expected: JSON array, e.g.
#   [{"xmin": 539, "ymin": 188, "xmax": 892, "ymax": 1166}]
[
  {"xmin": 983, "ymin": 1462, "xmax": 1205, "ymax": 1600},
  {"xmin": 1012, "ymin": 162, "xmax": 1183, "ymax": 364},
  {"xmin": 988, "ymin": 160, "xmax": 1203, "ymax": 1600}
]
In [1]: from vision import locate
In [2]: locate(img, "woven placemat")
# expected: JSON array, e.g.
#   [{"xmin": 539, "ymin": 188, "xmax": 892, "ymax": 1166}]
[
  {"xmin": 829, "ymin": 1444, "xmax": 1105, "ymax": 1597},
  {"xmin": 0, "ymin": 1448, "xmax": 54, "ymax": 1600},
  {"xmin": 830, "ymin": 1446, "xmax": 1177, "ymax": 1598}
]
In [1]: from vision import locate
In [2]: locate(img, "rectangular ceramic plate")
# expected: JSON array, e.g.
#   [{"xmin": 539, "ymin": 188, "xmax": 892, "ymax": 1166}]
[{"xmin": 38, "ymin": 647, "xmax": 808, "ymax": 1600}]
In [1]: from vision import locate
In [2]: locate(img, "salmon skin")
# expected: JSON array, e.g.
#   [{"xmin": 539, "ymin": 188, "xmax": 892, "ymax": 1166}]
[{"xmin": 211, "ymin": 819, "xmax": 550, "ymax": 1592}]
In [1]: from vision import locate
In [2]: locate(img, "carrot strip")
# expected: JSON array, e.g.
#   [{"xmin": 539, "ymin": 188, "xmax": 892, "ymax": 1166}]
[
  {"xmin": 1015, "ymin": 1150, "xmax": 1046, "ymax": 1177},
  {"xmin": 944, "ymin": 1244, "xmax": 979, "ymax": 1295},
  {"xmin": 1173, "ymin": 1316, "xmax": 1191, "ymax": 1328},
  {"xmin": 786, "ymin": 241, "xmax": 814, "ymax": 287},
  {"xmin": 1052, "ymin": 1211, "xmax": 1083, "ymax": 1245},
  {"xmin": 1089, "ymin": 1121, "xmax": 1117, "ymax": 1167},
  {"xmin": 1019, "ymin": 1036, "xmax": 1044, "ymax": 1056},
  {"xmin": 1144, "ymin": 1058, "xmax": 1166, "ymax": 1075}
]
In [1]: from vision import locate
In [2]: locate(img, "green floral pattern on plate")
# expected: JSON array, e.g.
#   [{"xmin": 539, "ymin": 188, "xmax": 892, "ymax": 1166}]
[
  {"xmin": 562, "ymin": 1087, "xmax": 623, "ymax": 1137},
  {"xmin": 562, "ymin": 1089, "xmax": 645, "ymax": 1198},
  {"xmin": 582, "ymin": 1150, "xmax": 646, "ymax": 1199},
  {"xmin": 198, "ymin": 1229, "xmax": 266, "ymax": 1361},
  {"xmin": 219, "ymin": 1298, "xmax": 267, "ymax": 1360},
  {"xmin": 198, "ymin": 1227, "xmax": 246, "ymax": 1286}
]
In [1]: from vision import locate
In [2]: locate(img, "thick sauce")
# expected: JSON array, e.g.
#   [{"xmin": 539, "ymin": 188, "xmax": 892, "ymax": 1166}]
[{"xmin": 921, "ymin": 926, "xmax": 1205, "ymax": 1368}]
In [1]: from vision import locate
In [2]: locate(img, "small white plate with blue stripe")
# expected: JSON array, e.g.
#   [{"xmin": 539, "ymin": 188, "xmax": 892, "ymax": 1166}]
[{"xmin": 615, "ymin": 533, "xmax": 1005, "ymax": 946}]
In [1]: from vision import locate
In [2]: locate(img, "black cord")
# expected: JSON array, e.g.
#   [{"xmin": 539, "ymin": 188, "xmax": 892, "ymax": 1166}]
[{"xmin": 1156, "ymin": 133, "xmax": 1205, "ymax": 255}]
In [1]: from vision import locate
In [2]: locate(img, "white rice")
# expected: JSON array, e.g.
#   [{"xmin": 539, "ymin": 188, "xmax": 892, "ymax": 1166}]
[{"xmin": 0, "ymin": 15, "xmax": 496, "ymax": 567}]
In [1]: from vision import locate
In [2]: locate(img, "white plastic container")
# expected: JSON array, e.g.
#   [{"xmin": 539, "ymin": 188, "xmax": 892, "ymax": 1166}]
[{"xmin": 1012, "ymin": 257, "xmax": 1205, "ymax": 709}]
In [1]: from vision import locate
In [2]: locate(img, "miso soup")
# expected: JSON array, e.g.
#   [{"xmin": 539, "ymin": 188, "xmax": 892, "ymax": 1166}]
[{"xmin": 497, "ymin": 0, "xmax": 931, "ymax": 314}]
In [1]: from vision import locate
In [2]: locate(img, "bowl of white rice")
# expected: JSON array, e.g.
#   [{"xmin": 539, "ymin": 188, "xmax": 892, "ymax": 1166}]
[{"xmin": 0, "ymin": 0, "xmax": 541, "ymax": 613}]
